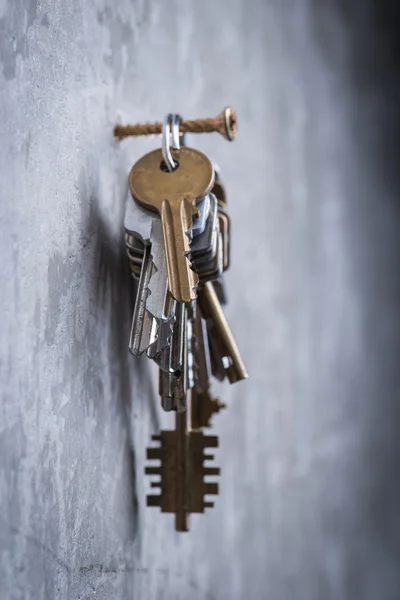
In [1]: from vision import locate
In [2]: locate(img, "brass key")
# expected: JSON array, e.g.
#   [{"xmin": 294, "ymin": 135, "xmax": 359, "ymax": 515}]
[
  {"xmin": 199, "ymin": 281, "xmax": 248, "ymax": 383},
  {"xmin": 129, "ymin": 148, "xmax": 215, "ymax": 303}
]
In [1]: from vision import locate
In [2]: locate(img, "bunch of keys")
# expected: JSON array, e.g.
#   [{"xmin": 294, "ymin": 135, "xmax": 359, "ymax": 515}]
[{"xmin": 116, "ymin": 108, "xmax": 248, "ymax": 531}]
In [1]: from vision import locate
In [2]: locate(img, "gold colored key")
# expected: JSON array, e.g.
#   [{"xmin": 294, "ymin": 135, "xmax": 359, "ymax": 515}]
[
  {"xmin": 199, "ymin": 281, "xmax": 248, "ymax": 383},
  {"xmin": 129, "ymin": 148, "xmax": 215, "ymax": 303}
]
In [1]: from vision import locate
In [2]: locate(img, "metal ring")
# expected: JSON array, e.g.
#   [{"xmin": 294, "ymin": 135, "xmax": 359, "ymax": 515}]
[
  {"xmin": 162, "ymin": 115, "xmax": 175, "ymax": 172},
  {"xmin": 162, "ymin": 114, "xmax": 184, "ymax": 172}
]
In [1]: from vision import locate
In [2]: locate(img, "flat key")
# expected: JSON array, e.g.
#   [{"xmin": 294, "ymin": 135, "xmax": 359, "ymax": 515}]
[
  {"xmin": 125, "ymin": 190, "xmax": 171, "ymax": 322},
  {"xmin": 193, "ymin": 302, "xmax": 212, "ymax": 394},
  {"xmin": 155, "ymin": 302, "xmax": 185, "ymax": 376},
  {"xmin": 129, "ymin": 147, "xmax": 215, "ymax": 303},
  {"xmin": 198, "ymin": 281, "xmax": 248, "ymax": 383},
  {"xmin": 190, "ymin": 193, "xmax": 219, "ymax": 269},
  {"xmin": 129, "ymin": 244, "xmax": 158, "ymax": 355}
]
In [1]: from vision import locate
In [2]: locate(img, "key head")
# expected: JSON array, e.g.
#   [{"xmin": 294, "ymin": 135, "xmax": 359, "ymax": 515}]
[{"xmin": 129, "ymin": 147, "xmax": 214, "ymax": 212}]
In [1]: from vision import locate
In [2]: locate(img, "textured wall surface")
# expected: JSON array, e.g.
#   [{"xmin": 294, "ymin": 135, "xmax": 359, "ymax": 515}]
[{"xmin": 1, "ymin": 1, "xmax": 400, "ymax": 599}]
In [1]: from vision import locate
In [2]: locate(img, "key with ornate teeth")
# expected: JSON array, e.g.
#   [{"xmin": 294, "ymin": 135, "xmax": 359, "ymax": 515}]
[
  {"xmin": 129, "ymin": 147, "xmax": 215, "ymax": 303},
  {"xmin": 145, "ymin": 398, "xmax": 220, "ymax": 532}
]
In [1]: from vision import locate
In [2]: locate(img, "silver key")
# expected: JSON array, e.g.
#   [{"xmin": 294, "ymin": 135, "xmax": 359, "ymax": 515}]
[
  {"xmin": 190, "ymin": 193, "xmax": 219, "ymax": 268},
  {"xmin": 191, "ymin": 194, "xmax": 210, "ymax": 238},
  {"xmin": 125, "ymin": 191, "xmax": 174, "ymax": 355},
  {"xmin": 158, "ymin": 303, "xmax": 187, "ymax": 411},
  {"xmin": 125, "ymin": 191, "xmax": 171, "ymax": 322},
  {"xmin": 129, "ymin": 244, "xmax": 158, "ymax": 355}
]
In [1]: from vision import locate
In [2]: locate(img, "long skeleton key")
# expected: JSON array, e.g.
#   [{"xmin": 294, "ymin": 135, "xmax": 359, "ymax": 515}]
[
  {"xmin": 129, "ymin": 148, "xmax": 215, "ymax": 303},
  {"xmin": 145, "ymin": 399, "xmax": 220, "ymax": 532}
]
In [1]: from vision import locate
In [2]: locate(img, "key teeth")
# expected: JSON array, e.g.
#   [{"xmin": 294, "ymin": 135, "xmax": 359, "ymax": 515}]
[
  {"xmin": 145, "ymin": 429, "xmax": 221, "ymax": 522},
  {"xmin": 147, "ymin": 495, "xmax": 161, "ymax": 507},
  {"xmin": 203, "ymin": 467, "xmax": 221, "ymax": 476},
  {"xmin": 184, "ymin": 212, "xmax": 201, "ymax": 295},
  {"xmin": 146, "ymin": 255, "xmax": 162, "ymax": 319},
  {"xmin": 203, "ymin": 453, "xmax": 215, "ymax": 462},
  {"xmin": 204, "ymin": 482, "xmax": 219, "ymax": 496},
  {"xmin": 204, "ymin": 435, "xmax": 219, "ymax": 448},
  {"xmin": 145, "ymin": 466, "xmax": 161, "ymax": 475},
  {"xmin": 146, "ymin": 448, "xmax": 162, "ymax": 460}
]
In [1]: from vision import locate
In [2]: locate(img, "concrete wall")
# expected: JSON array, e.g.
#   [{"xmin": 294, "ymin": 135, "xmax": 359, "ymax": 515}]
[{"xmin": 1, "ymin": 1, "xmax": 399, "ymax": 599}]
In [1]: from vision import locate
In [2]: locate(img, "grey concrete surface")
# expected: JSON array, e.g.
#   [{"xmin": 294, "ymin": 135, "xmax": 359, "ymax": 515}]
[{"xmin": 1, "ymin": 1, "xmax": 400, "ymax": 599}]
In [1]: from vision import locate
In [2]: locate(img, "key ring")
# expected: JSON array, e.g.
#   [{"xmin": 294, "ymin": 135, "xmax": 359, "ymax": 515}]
[{"xmin": 162, "ymin": 114, "xmax": 184, "ymax": 172}]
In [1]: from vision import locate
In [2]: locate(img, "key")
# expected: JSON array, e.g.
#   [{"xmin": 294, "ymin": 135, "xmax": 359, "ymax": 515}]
[
  {"xmin": 125, "ymin": 191, "xmax": 175, "ymax": 356},
  {"xmin": 212, "ymin": 165, "xmax": 227, "ymax": 205},
  {"xmin": 218, "ymin": 209, "xmax": 230, "ymax": 272},
  {"xmin": 125, "ymin": 190, "xmax": 172, "ymax": 323},
  {"xmin": 189, "ymin": 194, "xmax": 222, "ymax": 287},
  {"xmin": 125, "ymin": 234, "xmax": 145, "ymax": 279},
  {"xmin": 185, "ymin": 303, "xmax": 195, "ymax": 392},
  {"xmin": 192, "ymin": 301, "xmax": 212, "ymax": 393},
  {"xmin": 191, "ymin": 194, "xmax": 210, "ymax": 238},
  {"xmin": 145, "ymin": 400, "xmax": 220, "ymax": 532},
  {"xmin": 212, "ymin": 167, "xmax": 230, "ymax": 271},
  {"xmin": 126, "ymin": 194, "xmax": 211, "ymax": 280},
  {"xmin": 190, "ymin": 193, "xmax": 219, "ymax": 269},
  {"xmin": 146, "ymin": 294, "xmax": 176, "ymax": 360},
  {"xmin": 129, "ymin": 244, "xmax": 158, "ymax": 355},
  {"xmin": 158, "ymin": 303, "xmax": 187, "ymax": 411},
  {"xmin": 191, "ymin": 306, "xmax": 225, "ymax": 428},
  {"xmin": 159, "ymin": 365, "xmax": 187, "ymax": 412},
  {"xmin": 129, "ymin": 147, "xmax": 215, "ymax": 303},
  {"xmin": 195, "ymin": 230, "xmax": 224, "ymax": 284},
  {"xmin": 156, "ymin": 302, "xmax": 185, "ymax": 376},
  {"xmin": 198, "ymin": 281, "xmax": 248, "ymax": 383}
]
